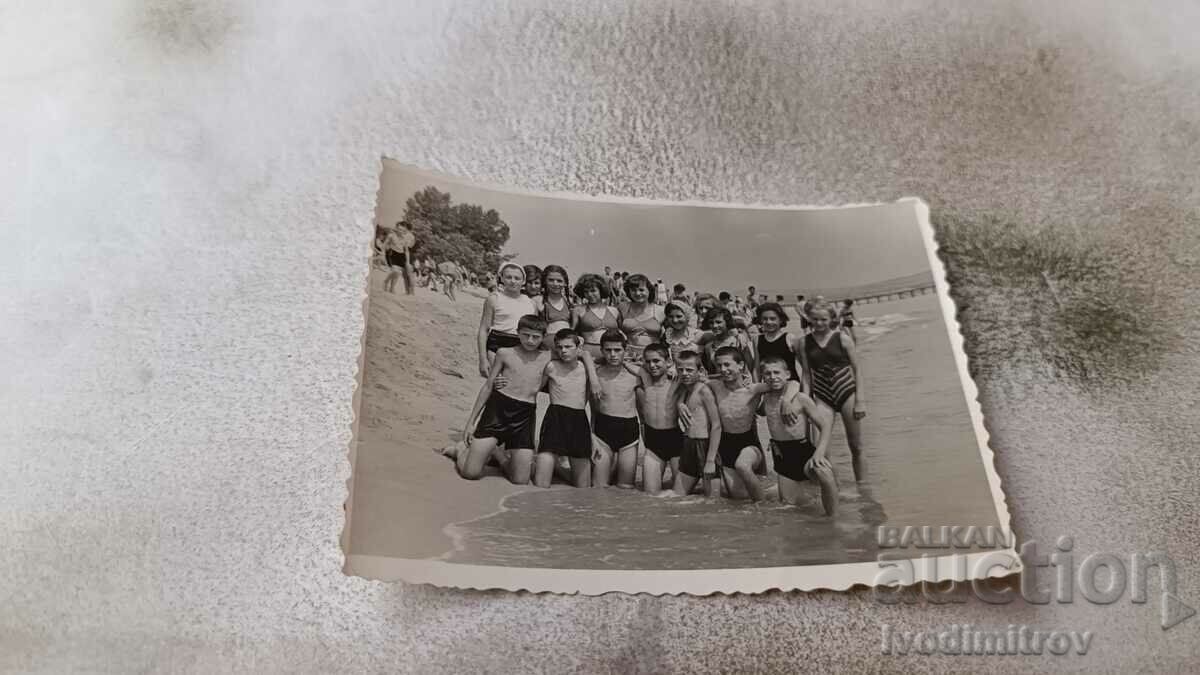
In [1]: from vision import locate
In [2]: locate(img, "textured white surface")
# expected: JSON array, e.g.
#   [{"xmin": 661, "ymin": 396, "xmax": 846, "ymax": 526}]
[{"xmin": 3, "ymin": 1, "xmax": 1199, "ymax": 672}]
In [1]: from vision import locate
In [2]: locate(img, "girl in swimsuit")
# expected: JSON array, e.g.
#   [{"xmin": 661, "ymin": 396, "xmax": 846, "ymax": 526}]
[
  {"xmin": 537, "ymin": 265, "xmax": 573, "ymax": 350},
  {"xmin": 476, "ymin": 263, "xmax": 537, "ymax": 378},
  {"xmin": 618, "ymin": 273, "xmax": 665, "ymax": 362},
  {"xmin": 800, "ymin": 305, "xmax": 868, "ymax": 481},
  {"xmin": 571, "ymin": 273, "xmax": 621, "ymax": 360},
  {"xmin": 753, "ymin": 303, "xmax": 805, "ymax": 387},
  {"xmin": 701, "ymin": 306, "xmax": 755, "ymax": 384},
  {"xmin": 662, "ymin": 301, "xmax": 705, "ymax": 364}
]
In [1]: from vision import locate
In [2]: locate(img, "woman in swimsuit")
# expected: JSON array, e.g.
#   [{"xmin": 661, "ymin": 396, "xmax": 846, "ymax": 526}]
[
  {"xmin": 617, "ymin": 273, "xmax": 665, "ymax": 362},
  {"xmin": 799, "ymin": 305, "xmax": 868, "ymax": 481},
  {"xmin": 701, "ymin": 306, "xmax": 755, "ymax": 384},
  {"xmin": 476, "ymin": 262, "xmax": 537, "ymax": 378},
  {"xmin": 571, "ymin": 273, "xmax": 621, "ymax": 360},
  {"xmin": 537, "ymin": 265, "xmax": 573, "ymax": 350}
]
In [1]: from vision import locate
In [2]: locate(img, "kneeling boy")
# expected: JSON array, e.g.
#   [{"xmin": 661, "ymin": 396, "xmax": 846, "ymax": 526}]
[
  {"xmin": 459, "ymin": 315, "xmax": 551, "ymax": 483},
  {"xmin": 760, "ymin": 356, "xmax": 838, "ymax": 514}
]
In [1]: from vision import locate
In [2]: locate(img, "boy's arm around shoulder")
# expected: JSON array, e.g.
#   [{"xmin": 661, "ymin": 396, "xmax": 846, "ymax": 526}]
[{"xmin": 699, "ymin": 386, "xmax": 722, "ymax": 475}]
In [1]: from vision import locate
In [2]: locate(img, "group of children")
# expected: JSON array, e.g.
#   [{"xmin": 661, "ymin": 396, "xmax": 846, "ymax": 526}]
[{"xmin": 447, "ymin": 262, "xmax": 870, "ymax": 515}]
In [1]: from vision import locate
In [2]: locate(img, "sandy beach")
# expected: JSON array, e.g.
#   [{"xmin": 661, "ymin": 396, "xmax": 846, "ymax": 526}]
[
  {"xmin": 346, "ymin": 272, "xmax": 537, "ymax": 558},
  {"xmin": 347, "ymin": 273, "xmax": 1001, "ymax": 567}
]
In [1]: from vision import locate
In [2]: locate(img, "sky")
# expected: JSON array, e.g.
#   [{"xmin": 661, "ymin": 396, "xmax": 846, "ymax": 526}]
[{"xmin": 376, "ymin": 160, "xmax": 931, "ymax": 295}]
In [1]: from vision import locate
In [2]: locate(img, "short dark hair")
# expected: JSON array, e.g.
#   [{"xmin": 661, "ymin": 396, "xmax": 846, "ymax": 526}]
[
  {"xmin": 523, "ymin": 265, "xmax": 542, "ymax": 284},
  {"xmin": 748, "ymin": 285, "xmax": 756, "ymax": 291},
  {"xmin": 755, "ymin": 302, "xmax": 789, "ymax": 328},
  {"xmin": 542, "ymin": 264, "xmax": 570, "ymax": 294},
  {"xmin": 600, "ymin": 329, "xmax": 627, "ymax": 347},
  {"xmin": 624, "ymin": 273, "xmax": 657, "ymax": 303},
  {"xmin": 675, "ymin": 349, "xmax": 701, "ymax": 365},
  {"xmin": 713, "ymin": 346, "xmax": 744, "ymax": 364},
  {"xmin": 554, "ymin": 328, "xmax": 579, "ymax": 344},
  {"xmin": 673, "ymin": 283, "xmax": 685, "ymax": 293},
  {"xmin": 843, "ymin": 298, "xmax": 854, "ymax": 307},
  {"xmin": 573, "ymin": 273, "xmax": 611, "ymax": 300},
  {"xmin": 517, "ymin": 315, "xmax": 547, "ymax": 334},
  {"xmin": 701, "ymin": 306, "xmax": 734, "ymax": 331},
  {"xmin": 643, "ymin": 343, "xmax": 670, "ymax": 360},
  {"xmin": 775, "ymin": 295, "xmax": 784, "ymax": 301},
  {"xmin": 718, "ymin": 291, "xmax": 731, "ymax": 302},
  {"xmin": 759, "ymin": 355, "xmax": 789, "ymax": 371}
]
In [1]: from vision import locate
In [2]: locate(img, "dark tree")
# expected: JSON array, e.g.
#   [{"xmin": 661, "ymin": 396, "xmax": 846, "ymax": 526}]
[{"xmin": 402, "ymin": 187, "xmax": 514, "ymax": 279}]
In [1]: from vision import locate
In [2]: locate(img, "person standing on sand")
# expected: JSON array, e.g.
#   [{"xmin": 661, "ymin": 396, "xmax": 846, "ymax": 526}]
[
  {"xmin": 437, "ymin": 261, "xmax": 462, "ymax": 301},
  {"xmin": 476, "ymin": 263, "xmax": 537, "ymax": 378},
  {"xmin": 654, "ymin": 279, "xmax": 668, "ymax": 305},
  {"xmin": 382, "ymin": 221, "xmax": 416, "ymax": 295},
  {"xmin": 800, "ymin": 305, "xmax": 868, "ymax": 482}
]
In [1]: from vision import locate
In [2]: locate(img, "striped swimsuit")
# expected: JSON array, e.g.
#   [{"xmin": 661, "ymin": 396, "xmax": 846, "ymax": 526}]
[{"xmin": 805, "ymin": 332, "xmax": 856, "ymax": 410}]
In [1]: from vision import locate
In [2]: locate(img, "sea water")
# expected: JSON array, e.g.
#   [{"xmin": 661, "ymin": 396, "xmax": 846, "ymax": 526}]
[{"xmin": 442, "ymin": 294, "xmax": 1003, "ymax": 569}]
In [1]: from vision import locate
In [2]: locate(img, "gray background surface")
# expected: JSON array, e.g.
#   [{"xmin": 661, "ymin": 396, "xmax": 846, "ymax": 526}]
[{"xmin": 2, "ymin": 1, "xmax": 1198, "ymax": 672}]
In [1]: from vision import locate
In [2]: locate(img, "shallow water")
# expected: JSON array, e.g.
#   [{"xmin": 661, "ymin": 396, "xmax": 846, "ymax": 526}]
[{"xmin": 444, "ymin": 294, "xmax": 1004, "ymax": 569}]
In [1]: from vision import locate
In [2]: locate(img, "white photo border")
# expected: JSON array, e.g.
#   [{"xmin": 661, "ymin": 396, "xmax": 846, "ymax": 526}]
[{"xmin": 341, "ymin": 161, "xmax": 1020, "ymax": 595}]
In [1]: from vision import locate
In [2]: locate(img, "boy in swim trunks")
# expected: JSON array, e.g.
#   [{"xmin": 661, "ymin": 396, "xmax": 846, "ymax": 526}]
[
  {"xmin": 672, "ymin": 350, "xmax": 721, "ymax": 497},
  {"xmin": 759, "ymin": 356, "xmax": 839, "ymax": 515},
  {"xmin": 630, "ymin": 343, "xmax": 684, "ymax": 493},
  {"xmin": 459, "ymin": 315, "xmax": 551, "ymax": 484},
  {"xmin": 591, "ymin": 329, "xmax": 642, "ymax": 488},
  {"xmin": 705, "ymin": 346, "xmax": 769, "ymax": 501},
  {"xmin": 535, "ymin": 329, "xmax": 601, "ymax": 488}
]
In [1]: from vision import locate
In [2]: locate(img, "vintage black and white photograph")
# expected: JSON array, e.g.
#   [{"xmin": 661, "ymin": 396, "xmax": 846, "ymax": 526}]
[{"xmin": 342, "ymin": 161, "xmax": 1014, "ymax": 593}]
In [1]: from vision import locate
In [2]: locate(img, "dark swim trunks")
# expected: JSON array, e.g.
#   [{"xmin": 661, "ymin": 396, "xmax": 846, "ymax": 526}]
[
  {"xmin": 592, "ymin": 412, "xmax": 640, "ymax": 450},
  {"xmin": 717, "ymin": 427, "xmax": 762, "ymax": 468},
  {"xmin": 486, "ymin": 330, "xmax": 521, "ymax": 354},
  {"xmin": 642, "ymin": 425, "xmax": 683, "ymax": 462},
  {"xmin": 678, "ymin": 437, "xmax": 710, "ymax": 478},
  {"xmin": 538, "ymin": 404, "xmax": 592, "ymax": 459},
  {"xmin": 473, "ymin": 392, "xmax": 536, "ymax": 449},
  {"xmin": 773, "ymin": 438, "xmax": 817, "ymax": 482},
  {"xmin": 385, "ymin": 250, "xmax": 407, "ymax": 267}
]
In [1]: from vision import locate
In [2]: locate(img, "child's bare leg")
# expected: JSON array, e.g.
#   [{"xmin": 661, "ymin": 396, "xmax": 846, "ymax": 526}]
[
  {"xmin": 615, "ymin": 443, "xmax": 638, "ymax": 488},
  {"xmin": 807, "ymin": 464, "xmax": 839, "ymax": 515},
  {"xmin": 506, "ymin": 448, "xmax": 534, "ymax": 485},
  {"xmin": 777, "ymin": 474, "xmax": 804, "ymax": 505},
  {"xmin": 402, "ymin": 267, "xmax": 414, "ymax": 295},
  {"xmin": 591, "ymin": 437, "xmax": 614, "ymax": 487},
  {"xmin": 554, "ymin": 456, "xmax": 573, "ymax": 483},
  {"xmin": 720, "ymin": 467, "xmax": 747, "ymax": 499},
  {"xmin": 703, "ymin": 476, "xmax": 721, "ymax": 498},
  {"xmin": 841, "ymin": 395, "xmax": 866, "ymax": 481},
  {"xmin": 385, "ymin": 270, "xmax": 399, "ymax": 293},
  {"xmin": 666, "ymin": 457, "xmax": 680, "ymax": 488},
  {"xmin": 733, "ymin": 447, "xmax": 765, "ymax": 501},
  {"xmin": 534, "ymin": 452, "xmax": 557, "ymax": 488},
  {"xmin": 642, "ymin": 452, "xmax": 665, "ymax": 493},
  {"xmin": 672, "ymin": 473, "xmax": 697, "ymax": 496},
  {"xmin": 569, "ymin": 458, "xmax": 592, "ymax": 487},
  {"xmin": 459, "ymin": 437, "xmax": 499, "ymax": 480}
]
